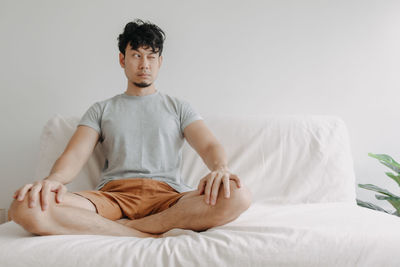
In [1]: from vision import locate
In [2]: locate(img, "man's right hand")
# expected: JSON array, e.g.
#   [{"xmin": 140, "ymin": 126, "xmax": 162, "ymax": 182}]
[{"xmin": 13, "ymin": 177, "xmax": 67, "ymax": 211}]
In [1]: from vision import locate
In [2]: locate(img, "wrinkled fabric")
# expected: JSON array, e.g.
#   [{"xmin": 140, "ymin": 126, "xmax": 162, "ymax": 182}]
[
  {"xmin": 15, "ymin": 114, "xmax": 398, "ymax": 267},
  {"xmin": 2, "ymin": 203, "xmax": 400, "ymax": 267}
]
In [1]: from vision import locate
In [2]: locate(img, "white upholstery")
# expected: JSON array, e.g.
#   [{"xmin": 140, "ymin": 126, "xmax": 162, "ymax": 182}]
[
  {"xmin": 181, "ymin": 115, "xmax": 357, "ymax": 204},
  {"xmin": 35, "ymin": 114, "xmax": 356, "ymax": 204},
  {"xmin": 2, "ymin": 114, "xmax": 400, "ymax": 267}
]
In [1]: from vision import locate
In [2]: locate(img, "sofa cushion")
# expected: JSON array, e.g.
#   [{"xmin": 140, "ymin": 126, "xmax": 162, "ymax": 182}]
[
  {"xmin": 181, "ymin": 115, "xmax": 357, "ymax": 204},
  {"xmin": 35, "ymin": 114, "xmax": 356, "ymax": 204}
]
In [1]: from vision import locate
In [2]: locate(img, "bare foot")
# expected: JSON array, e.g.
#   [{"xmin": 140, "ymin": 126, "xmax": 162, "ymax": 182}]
[
  {"xmin": 115, "ymin": 218, "xmax": 131, "ymax": 226},
  {"xmin": 115, "ymin": 218, "xmax": 162, "ymax": 238}
]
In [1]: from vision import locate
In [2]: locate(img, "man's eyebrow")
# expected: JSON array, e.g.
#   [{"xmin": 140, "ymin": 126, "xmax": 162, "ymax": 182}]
[{"xmin": 130, "ymin": 50, "xmax": 157, "ymax": 55}]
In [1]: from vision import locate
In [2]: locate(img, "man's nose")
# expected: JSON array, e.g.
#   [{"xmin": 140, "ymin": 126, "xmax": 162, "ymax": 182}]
[{"xmin": 139, "ymin": 57, "xmax": 150, "ymax": 69}]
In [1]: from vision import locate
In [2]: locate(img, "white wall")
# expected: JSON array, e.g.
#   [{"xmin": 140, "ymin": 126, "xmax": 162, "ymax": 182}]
[{"xmin": 1, "ymin": 0, "xmax": 399, "ymax": 213}]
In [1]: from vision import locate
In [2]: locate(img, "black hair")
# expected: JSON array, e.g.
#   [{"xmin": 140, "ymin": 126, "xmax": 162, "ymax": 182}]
[{"xmin": 118, "ymin": 19, "xmax": 166, "ymax": 56}]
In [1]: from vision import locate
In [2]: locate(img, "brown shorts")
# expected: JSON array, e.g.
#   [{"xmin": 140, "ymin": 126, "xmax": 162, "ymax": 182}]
[{"xmin": 73, "ymin": 178, "xmax": 191, "ymax": 221}]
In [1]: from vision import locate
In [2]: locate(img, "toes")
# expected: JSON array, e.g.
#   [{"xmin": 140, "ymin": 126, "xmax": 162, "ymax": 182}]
[{"xmin": 115, "ymin": 218, "xmax": 131, "ymax": 226}]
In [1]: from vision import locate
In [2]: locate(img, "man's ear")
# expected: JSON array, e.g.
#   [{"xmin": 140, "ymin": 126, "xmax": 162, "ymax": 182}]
[
  {"xmin": 158, "ymin": 55, "xmax": 163, "ymax": 67},
  {"xmin": 119, "ymin": 53, "xmax": 125, "ymax": 68}
]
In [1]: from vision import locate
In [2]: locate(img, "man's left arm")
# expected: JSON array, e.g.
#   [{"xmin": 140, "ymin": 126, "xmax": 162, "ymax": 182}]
[{"xmin": 183, "ymin": 120, "xmax": 242, "ymax": 206}]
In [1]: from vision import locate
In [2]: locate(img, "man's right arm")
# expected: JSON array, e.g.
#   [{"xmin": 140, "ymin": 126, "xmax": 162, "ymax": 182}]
[
  {"xmin": 13, "ymin": 125, "xmax": 100, "ymax": 210},
  {"xmin": 45, "ymin": 125, "xmax": 101, "ymax": 184}
]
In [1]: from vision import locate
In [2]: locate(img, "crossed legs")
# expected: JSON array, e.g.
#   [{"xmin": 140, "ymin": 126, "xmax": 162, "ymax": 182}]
[
  {"xmin": 8, "ymin": 182, "xmax": 252, "ymax": 237},
  {"xmin": 8, "ymin": 188, "xmax": 156, "ymax": 238},
  {"xmin": 116, "ymin": 182, "xmax": 252, "ymax": 234}
]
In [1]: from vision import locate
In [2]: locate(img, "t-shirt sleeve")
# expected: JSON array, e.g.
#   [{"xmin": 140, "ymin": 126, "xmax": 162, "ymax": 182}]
[
  {"xmin": 77, "ymin": 102, "xmax": 102, "ymax": 135},
  {"xmin": 179, "ymin": 100, "xmax": 203, "ymax": 134}
]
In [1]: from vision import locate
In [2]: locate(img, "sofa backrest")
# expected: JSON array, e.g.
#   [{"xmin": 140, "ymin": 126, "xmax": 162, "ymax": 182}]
[{"xmin": 35, "ymin": 114, "xmax": 357, "ymax": 204}]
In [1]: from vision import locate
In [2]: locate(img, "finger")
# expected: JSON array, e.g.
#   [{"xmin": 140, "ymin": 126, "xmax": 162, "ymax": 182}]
[
  {"xmin": 55, "ymin": 184, "xmax": 67, "ymax": 203},
  {"xmin": 204, "ymin": 173, "xmax": 216, "ymax": 205},
  {"xmin": 41, "ymin": 181, "xmax": 51, "ymax": 211},
  {"xmin": 28, "ymin": 182, "xmax": 42, "ymax": 208},
  {"xmin": 197, "ymin": 178, "xmax": 206, "ymax": 195},
  {"xmin": 230, "ymin": 174, "xmax": 242, "ymax": 187},
  {"xmin": 13, "ymin": 190, "xmax": 19, "ymax": 199},
  {"xmin": 223, "ymin": 174, "xmax": 231, "ymax": 198},
  {"xmin": 210, "ymin": 173, "xmax": 223, "ymax": 205},
  {"xmin": 16, "ymin": 184, "xmax": 33, "ymax": 201}
]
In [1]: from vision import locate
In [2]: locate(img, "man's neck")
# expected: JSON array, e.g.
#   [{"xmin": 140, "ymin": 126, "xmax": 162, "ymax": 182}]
[{"xmin": 124, "ymin": 84, "xmax": 157, "ymax": 96}]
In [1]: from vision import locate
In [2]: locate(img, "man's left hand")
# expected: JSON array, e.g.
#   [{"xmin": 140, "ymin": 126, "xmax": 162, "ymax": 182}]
[{"xmin": 197, "ymin": 168, "xmax": 242, "ymax": 205}]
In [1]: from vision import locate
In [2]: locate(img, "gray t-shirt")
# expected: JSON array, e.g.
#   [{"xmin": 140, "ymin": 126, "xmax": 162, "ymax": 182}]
[{"xmin": 77, "ymin": 90, "xmax": 203, "ymax": 193}]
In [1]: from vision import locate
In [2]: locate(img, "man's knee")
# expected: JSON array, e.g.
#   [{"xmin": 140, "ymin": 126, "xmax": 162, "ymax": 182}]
[
  {"xmin": 8, "ymin": 192, "xmax": 59, "ymax": 235},
  {"xmin": 215, "ymin": 182, "xmax": 252, "ymax": 223}
]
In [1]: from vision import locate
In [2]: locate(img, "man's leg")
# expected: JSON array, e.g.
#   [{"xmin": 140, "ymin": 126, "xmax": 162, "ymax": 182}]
[
  {"xmin": 117, "ymin": 182, "xmax": 252, "ymax": 234},
  {"xmin": 8, "ymin": 191, "xmax": 159, "ymax": 238}
]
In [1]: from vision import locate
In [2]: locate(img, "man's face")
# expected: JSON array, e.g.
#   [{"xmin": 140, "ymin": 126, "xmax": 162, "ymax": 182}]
[{"xmin": 119, "ymin": 45, "xmax": 163, "ymax": 88}]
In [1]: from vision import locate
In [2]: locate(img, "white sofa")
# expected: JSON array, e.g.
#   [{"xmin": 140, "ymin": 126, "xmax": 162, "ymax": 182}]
[{"xmin": 1, "ymin": 114, "xmax": 400, "ymax": 267}]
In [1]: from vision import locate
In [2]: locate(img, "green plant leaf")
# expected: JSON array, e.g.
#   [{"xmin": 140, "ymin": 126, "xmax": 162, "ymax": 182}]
[
  {"xmin": 368, "ymin": 153, "xmax": 400, "ymax": 174},
  {"xmin": 356, "ymin": 198, "xmax": 392, "ymax": 214},
  {"xmin": 358, "ymin": 183, "xmax": 400, "ymax": 198},
  {"xmin": 385, "ymin": 172, "xmax": 400, "ymax": 187},
  {"xmin": 375, "ymin": 194, "xmax": 400, "ymax": 214}
]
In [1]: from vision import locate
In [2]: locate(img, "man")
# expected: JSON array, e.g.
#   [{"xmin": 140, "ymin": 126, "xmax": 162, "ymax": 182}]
[{"xmin": 8, "ymin": 19, "xmax": 252, "ymax": 238}]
